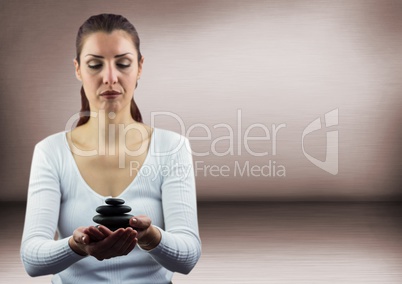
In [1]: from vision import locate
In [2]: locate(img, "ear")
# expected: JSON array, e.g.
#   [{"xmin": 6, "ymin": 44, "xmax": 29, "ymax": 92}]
[
  {"xmin": 137, "ymin": 56, "xmax": 144, "ymax": 79},
  {"xmin": 73, "ymin": 59, "xmax": 82, "ymax": 81}
]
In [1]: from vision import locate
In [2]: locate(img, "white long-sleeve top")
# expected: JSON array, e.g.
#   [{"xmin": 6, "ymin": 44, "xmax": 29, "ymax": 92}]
[{"xmin": 21, "ymin": 128, "xmax": 201, "ymax": 284}]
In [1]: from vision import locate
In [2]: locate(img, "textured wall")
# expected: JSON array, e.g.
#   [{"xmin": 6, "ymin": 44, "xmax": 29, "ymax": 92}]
[{"xmin": 1, "ymin": 0, "xmax": 401, "ymax": 201}]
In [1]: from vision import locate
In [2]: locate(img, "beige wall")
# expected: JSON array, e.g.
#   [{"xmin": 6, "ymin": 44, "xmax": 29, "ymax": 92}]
[{"xmin": 1, "ymin": 0, "xmax": 401, "ymax": 201}]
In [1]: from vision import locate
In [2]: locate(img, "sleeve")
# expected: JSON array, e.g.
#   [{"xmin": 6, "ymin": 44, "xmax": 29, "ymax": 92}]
[
  {"xmin": 20, "ymin": 141, "xmax": 85, "ymax": 277},
  {"xmin": 146, "ymin": 137, "xmax": 202, "ymax": 274}
]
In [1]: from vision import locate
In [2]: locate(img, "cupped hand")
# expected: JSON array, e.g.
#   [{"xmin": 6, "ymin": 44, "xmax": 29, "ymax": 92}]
[
  {"xmin": 129, "ymin": 215, "xmax": 161, "ymax": 250},
  {"xmin": 69, "ymin": 225, "xmax": 138, "ymax": 260}
]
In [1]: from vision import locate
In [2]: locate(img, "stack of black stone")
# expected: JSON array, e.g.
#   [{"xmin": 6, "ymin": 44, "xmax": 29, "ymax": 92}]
[{"xmin": 93, "ymin": 198, "xmax": 133, "ymax": 231}]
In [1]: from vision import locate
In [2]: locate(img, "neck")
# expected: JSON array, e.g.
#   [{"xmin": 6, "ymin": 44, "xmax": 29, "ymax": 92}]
[{"xmin": 84, "ymin": 108, "xmax": 140, "ymax": 149}]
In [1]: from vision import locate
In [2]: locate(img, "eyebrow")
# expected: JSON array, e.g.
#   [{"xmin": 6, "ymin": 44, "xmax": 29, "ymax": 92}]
[{"xmin": 85, "ymin": 52, "xmax": 133, "ymax": 58}]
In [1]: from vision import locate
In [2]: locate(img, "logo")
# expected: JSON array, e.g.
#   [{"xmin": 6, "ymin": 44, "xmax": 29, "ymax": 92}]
[{"xmin": 302, "ymin": 108, "xmax": 338, "ymax": 175}]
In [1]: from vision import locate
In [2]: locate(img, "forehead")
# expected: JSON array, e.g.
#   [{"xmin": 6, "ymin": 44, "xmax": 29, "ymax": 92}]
[{"xmin": 81, "ymin": 30, "xmax": 136, "ymax": 57}]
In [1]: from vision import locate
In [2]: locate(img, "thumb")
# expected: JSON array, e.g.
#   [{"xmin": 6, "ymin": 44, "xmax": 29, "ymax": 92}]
[{"xmin": 130, "ymin": 215, "xmax": 151, "ymax": 230}]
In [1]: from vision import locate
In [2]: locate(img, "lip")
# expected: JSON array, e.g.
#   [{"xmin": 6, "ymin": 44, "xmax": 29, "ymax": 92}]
[{"xmin": 100, "ymin": 90, "xmax": 122, "ymax": 99}]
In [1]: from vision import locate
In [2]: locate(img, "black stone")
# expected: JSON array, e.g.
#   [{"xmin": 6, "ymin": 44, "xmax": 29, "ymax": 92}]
[
  {"xmin": 93, "ymin": 198, "xmax": 133, "ymax": 231},
  {"xmin": 96, "ymin": 205, "xmax": 131, "ymax": 216},
  {"xmin": 105, "ymin": 198, "xmax": 125, "ymax": 205},
  {"xmin": 93, "ymin": 214, "xmax": 133, "ymax": 229}
]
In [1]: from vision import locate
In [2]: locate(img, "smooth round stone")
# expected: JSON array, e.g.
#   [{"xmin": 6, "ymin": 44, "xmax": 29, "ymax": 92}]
[
  {"xmin": 96, "ymin": 205, "xmax": 131, "ymax": 216},
  {"xmin": 105, "ymin": 198, "xmax": 125, "ymax": 205},
  {"xmin": 93, "ymin": 214, "xmax": 133, "ymax": 230}
]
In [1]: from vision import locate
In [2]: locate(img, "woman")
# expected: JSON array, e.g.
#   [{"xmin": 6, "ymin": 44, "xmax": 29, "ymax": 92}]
[{"xmin": 21, "ymin": 14, "xmax": 201, "ymax": 284}]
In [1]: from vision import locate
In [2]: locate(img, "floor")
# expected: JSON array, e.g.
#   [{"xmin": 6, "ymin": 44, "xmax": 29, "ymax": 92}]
[{"xmin": 2, "ymin": 202, "xmax": 402, "ymax": 283}]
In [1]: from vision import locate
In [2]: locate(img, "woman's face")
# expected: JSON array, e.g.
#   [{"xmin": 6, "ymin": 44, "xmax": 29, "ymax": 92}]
[{"xmin": 74, "ymin": 30, "xmax": 143, "ymax": 116}]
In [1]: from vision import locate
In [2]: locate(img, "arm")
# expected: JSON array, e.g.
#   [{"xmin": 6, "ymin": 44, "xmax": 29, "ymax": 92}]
[
  {"xmin": 21, "ymin": 141, "xmax": 139, "ymax": 276},
  {"xmin": 20, "ymin": 142, "xmax": 85, "ymax": 277},
  {"xmin": 144, "ymin": 137, "xmax": 202, "ymax": 274}
]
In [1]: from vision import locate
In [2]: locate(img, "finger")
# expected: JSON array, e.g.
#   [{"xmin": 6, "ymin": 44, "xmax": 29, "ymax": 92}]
[
  {"xmin": 90, "ymin": 228, "xmax": 137, "ymax": 258},
  {"xmin": 111, "ymin": 228, "xmax": 134, "ymax": 251},
  {"xmin": 85, "ymin": 226, "xmax": 106, "ymax": 242},
  {"xmin": 104, "ymin": 229, "xmax": 134, "ymax": 258},
  {"xmin": 97, "ymin": 225, "xmax": 114, "ymax": 237},
  {"xmin": 89, "ymin": 229, "xmax": 125, "ymax": 259},
  {"xmin": 130, "ymin": 215, "xmax": 151, "ymax": 230},
  {"xmin": 101, "ymin": 228, "xmax": 126, "ymax": 250},
  {"xmin": 122, "ymin": 232, "xmax": 138, "ymax": 255},
  {"xmin": 116, "ymin": 229, "xmax": 137, "ymax": 255}
]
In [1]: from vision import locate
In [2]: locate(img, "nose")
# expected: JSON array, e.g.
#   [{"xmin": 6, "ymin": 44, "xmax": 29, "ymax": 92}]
[{"xmin": 103, "ymin": 64, "xmax": 118, "ymax": 85}]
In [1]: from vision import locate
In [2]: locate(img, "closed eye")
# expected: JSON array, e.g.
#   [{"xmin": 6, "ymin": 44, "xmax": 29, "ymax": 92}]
[
  {"xmin": 117, "ymin": 63, "xmax": 130, "ymax": 69},
  {"xmin": 88, "ymin": 64, "xmax": 102, "ymax": 69}
]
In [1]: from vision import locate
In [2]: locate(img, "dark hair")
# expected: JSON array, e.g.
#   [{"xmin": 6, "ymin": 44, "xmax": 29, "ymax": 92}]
[{"xmin": 75, "ymin": 14, "xmax": 142, "ymax": 127}]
